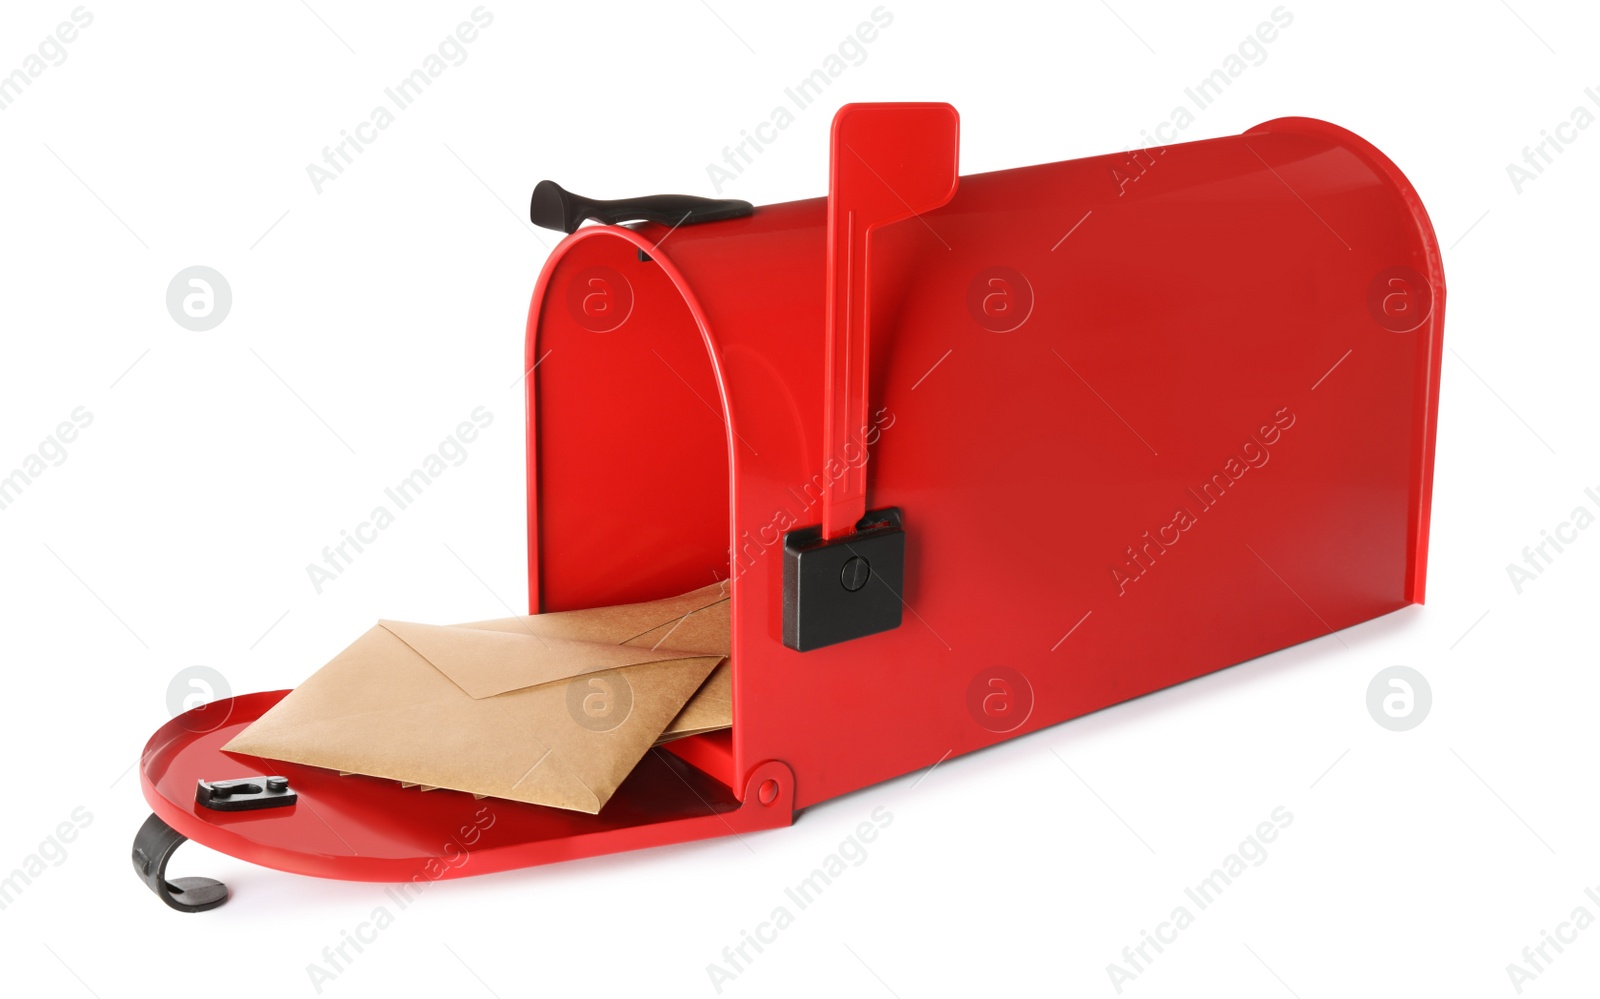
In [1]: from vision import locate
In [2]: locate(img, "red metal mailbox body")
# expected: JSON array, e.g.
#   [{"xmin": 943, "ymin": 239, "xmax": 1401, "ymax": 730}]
[
  {"xmin": 137, "ymin": 105, "xmax": 1443, "ymax": 902},
  {"xmin": 529, "ymin": 109, "xmax": 1444, "ymax": 809}
]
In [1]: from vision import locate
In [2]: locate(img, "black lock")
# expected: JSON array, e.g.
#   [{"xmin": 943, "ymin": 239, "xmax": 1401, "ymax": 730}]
[{"xmin": 782, "ymin": 508, "xmax": 905, "ymax": 652}]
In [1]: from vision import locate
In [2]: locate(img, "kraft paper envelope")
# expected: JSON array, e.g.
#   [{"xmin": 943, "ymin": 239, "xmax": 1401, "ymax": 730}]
[
  {"xmin": 225, "ymin": 583, "xmax": 732, "ymax": 814},
  {"xmin": 456, "ymin": 587, "xmax": 735, "ymax": 743},
  {"xmin": 660, "ymin": 661, "xmax": 730, "ymax": 742}
]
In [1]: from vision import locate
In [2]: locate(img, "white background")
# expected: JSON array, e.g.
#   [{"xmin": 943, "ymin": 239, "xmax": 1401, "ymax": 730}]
[{"xmin": 1, "ymin": 1, "xmax": 1596, "ymax": 996}]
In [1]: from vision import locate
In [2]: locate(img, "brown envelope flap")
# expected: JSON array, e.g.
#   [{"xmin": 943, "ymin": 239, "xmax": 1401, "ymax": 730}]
[
  {"xmin": 623, "ymin": 597, "xmax": 731, "ymax": 657},
  {"xmin": 377, "ymin": 621, "xmax": 695, "ymax": 699},
  {"xmin": 223, "ymin": 624, "xmax": 723, "ymax": 813},
  {"xmin": 228, "ymin": 697, "xmax": 607, "ymax": 813}
]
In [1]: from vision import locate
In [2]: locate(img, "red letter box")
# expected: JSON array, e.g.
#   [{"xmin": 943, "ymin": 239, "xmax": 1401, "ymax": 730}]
[{"xmin": 135, "ymin": 104, "xmax": 1444, "ymax": 908}]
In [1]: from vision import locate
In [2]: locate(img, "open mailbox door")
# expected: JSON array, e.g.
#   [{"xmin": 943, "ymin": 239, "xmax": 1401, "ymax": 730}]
[{"xmin": 134, "ymin": 104, "xmax": 1444, "ymax": 908}]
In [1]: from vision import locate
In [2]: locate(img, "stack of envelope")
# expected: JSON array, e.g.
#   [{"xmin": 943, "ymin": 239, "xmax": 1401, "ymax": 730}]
[{"xmin": 224, "ymin": 583, "xmax": 731, "ymax": 814}]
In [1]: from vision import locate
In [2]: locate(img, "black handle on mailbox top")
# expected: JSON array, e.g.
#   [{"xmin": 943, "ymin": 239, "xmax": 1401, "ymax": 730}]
[{"xmin": 530, "ymin": 180, "xmax": 752, "ymax": 234}]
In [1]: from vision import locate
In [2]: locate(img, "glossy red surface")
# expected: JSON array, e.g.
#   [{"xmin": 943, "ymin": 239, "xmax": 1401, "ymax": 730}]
[
  {"xmin": 139, "ymin": 107, "xmax": 1444, "ymax": 882},
  {"xmin": 529, "ymin": 112, "xmax": 1444, "ymax": 812},
  {"xmin": 140, "ymin": 692, "xmax": 793, "ymax": 881},
  {"xmin": 821, "ymin": 104, "xmax": 959, "ymax": 538}
]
